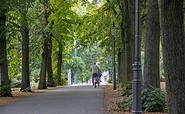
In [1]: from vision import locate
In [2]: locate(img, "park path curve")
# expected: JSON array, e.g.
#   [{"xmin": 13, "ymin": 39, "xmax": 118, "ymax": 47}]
[{"xmin": 0, "ymin": 85, "xmax": 104, "ymax": 114}]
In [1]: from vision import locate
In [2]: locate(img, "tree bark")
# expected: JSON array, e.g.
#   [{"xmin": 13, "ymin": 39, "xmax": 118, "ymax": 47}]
[
  {"xmin": 44, "ymin": 4, "xmax": 54, "ymax": 87},
  {"xmin": 20, "ymin": 10, "xmax": 30, "ymax": 91},
  {"xmin": 38, "ymin": 4, "xmax": 54, "ymax": 88},
  {"xmin": 143, "ymin": 0, "xmax": 160, "ymax": 89},
  {"xmin": 38, "ymin": 39, "xmax": 48, "ymax": 89},
  {"xmin": 160, "ymin": 0, "xmax": 185, "ymax": 113},
  {"xmin": 47, "ymin": 36, "xmax": 54, "ymax": 87},
  {"xmin": 124, "ymin": 0, "xmax": 135, "ymax": 81},
  {"xmin": 0, "ymin": 9, "xmax": 11, "ymax": 88},
  {"xmin": 57, "ymin": 42, "xmax": 62, "ymax": 85},
  {"xmin": 117, "ymin": 48, "xmax": 121, "ymax": 81},
  {"xmin": 120, "ymin": 3, "xmax": 126, "ymax": 81}
]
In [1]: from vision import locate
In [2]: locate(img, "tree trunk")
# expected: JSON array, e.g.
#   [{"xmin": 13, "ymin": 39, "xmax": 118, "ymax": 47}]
[
  {"xmin": 120, "ymin": 6, "xmax": 126, "ymax": 81},
  {"xmin": 43, "ymin": 4, "xmax": 54, "ymax": 87},
  {"xmin": 38, "ymin": 4, "xmax": 54, "ymax": 88},
  {"xmin": 38, "ymin": 40, "xmax": 48, "ymax": 89},
  {"xmin": 143, "ymin": 0, "xmax": 160, "ymax": 89},
  {"xmin": 124, "ymin": 0, "xmax": 135, "ymax": 81},
  {"xmin": 0, "ymin": 9, "xmax": 12, "ymax": 96},
  {"xmin": 20, "ymin": 11, "xmax": 30, "ymax": 91},
  {"xmin": 57, "ymin": 42, "xmax": 62, "ymax": 85},
  {"xmin": 47, "ymin": 36, "xmax": 54, "ymax": 87},
  {"xmin": 160, "ymin": 0, "xmax": 185, "ymax": 113},
  {"xmin": 117, "ymin": 48, "xmax": 121, "ymax": 81}
]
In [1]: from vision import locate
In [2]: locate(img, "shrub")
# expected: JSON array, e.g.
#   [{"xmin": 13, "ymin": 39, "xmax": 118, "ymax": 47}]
[
  {"xmin": 0, "ymin": 85, "xmax": 12, "ymax": 97},
  {"xmin": 114, "ymin": 94, "xmax": 132, "ymax": 111},
  {"xmin": 117, "ymin": 80, "xmax": 132, "ymax": 96},
  {"xmin": 115, "ymin": 87, "xmax": 167, "ymax": 112},
  {"xmin": 114, "ymin": 100, "xmax": 125, "ymax": 108},
  {"xmin": 142, "ymin": 87, "xmax": 167, "ymax": 112},
  {"xmin": 61, "ymin": 76, "xmax": 67, "ymax": 86}
]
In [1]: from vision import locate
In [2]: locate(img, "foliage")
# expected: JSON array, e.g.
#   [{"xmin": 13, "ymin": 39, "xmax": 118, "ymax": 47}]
[
  {"xmin": 142, "ymin": 87, "xmax": 167, "ymax": 112},
  {"xmin": 114, "ymin": 100, "xmax": 125, "ymax": 108},
  {"xmin": 78, "ymin": 70, "xmax": 91, "ymax": 83},
  {"xmin": 63, "ymin": 56, "xmax": 85, "ymax": 73},
  {"xmin": 117, "ymin": 80, "xmax": 132, "ymax": 96},
  {"xmin": 60, "ymin": 76, "xmax": 67, "ymax": 86},
  {"xmin": 78, "ymin": 43, "xmax": 102, "ymax": 70},
  {"xmin": 0, "ymin": 85, "xmax": 12, "ymax": 97},
  {"xmin": 115, "ymin": 87, "xmax": 167, "ymax": 112}
]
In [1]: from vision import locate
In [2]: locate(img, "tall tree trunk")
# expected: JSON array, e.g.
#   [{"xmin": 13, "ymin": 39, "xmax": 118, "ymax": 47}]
[
  {"xmin": 57, "ymin": 42, "xmax": 62, "ymax": 85},
  {"xmin": 47, "ymin": 36, "xmax": 54, "ymax": 87},
  {"xmin": 120, "ymin": 8, "xmax": 126, "ymax": 81},
  {"xmin": 38, "ymin": 4, "xmax": 52, "ymax": 89},
  {"xmin": 160, "ymin": 0, "xmax": 185, "ymax": 113},
  {"xmin": 124, "ymin": 0, "xmax": 135, "ymax": 81},
  {"xmin": 143, "ymin": 0, "xmax": 160, "ymax": 89},
  {"xmin": 38, "ymin": 40, "xmax": 48, "ymax": 89},
  {"xmin": 0, "ymin": 9, "xmax": 9, "ymax": 86},
  {"xmin": 38, "ymin": 4, "xmax": 54, "ymax": 88},
  {"xmin": 0, "ymin": 9, "xmax": 12, "ymax": 96},
  {"xmin": 44, "ymin": 4, "xmax": 54, "ymax": 87},
  {"xmin": 20, "ymin": 11, "xmax": 30, "ymax": 91}
]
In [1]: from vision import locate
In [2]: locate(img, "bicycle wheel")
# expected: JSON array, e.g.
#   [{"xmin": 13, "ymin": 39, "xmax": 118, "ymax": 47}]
[{"xmin": 94, "ymin": 77, "xmax": 97, "ymax": 88}]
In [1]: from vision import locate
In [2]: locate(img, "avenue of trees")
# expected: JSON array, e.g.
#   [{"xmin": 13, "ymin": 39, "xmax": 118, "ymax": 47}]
[{"xmin": 0, "ymin": 0, "xmax": 184, "ymax": 113}]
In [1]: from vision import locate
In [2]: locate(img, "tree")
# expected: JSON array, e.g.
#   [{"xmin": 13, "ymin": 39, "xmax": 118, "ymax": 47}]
[
  {"xmin": 160, "ymin": 0, "xmax": 185, "ymax": 113},
  {"xmin": 143, "ymin": 0, "xmax": 160, "ymax": 89},
  {"xmin": 123, "ymin": 0, "xmax": 135, "ymax": 81},
  {"xmin": 38, "ymin": 4, "xmax": 49, "ymax": 89},
  {"xmin": 19, "ymin": 5, "xmax": 31, "ymax": 91},
  {"xmin": 0, "ymin": 2, "xmax": 12, "ymax": 96},
  {"xmin": 56, "ymin": 41, "xmax": 62, "ymax": 85}
]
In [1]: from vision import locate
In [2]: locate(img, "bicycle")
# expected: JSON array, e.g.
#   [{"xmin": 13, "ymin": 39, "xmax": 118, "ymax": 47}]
[{"xmin": 94, "ymin": 74, "xmax": 100, "ymax": 88}]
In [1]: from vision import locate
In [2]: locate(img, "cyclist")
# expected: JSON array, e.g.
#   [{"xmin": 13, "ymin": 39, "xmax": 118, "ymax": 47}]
[{"xmin": 90, "ymin": 62, "xmax": 101, "ymax": 85}]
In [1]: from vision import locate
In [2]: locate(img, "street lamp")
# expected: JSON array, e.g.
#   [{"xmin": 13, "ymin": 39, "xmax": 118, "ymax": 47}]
[
  {"xmin": 132, "ymin": 0, "xmax": 142, "ymax": 113},
  {"xmin": 111, "ymin": 23, "xmax": 116, "ymax": 90}
]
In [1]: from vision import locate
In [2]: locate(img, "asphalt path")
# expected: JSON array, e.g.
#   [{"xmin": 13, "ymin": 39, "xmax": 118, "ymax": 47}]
[{"xmin": 0, "ymin": 85, "xmax": 104, "ymax": 114}]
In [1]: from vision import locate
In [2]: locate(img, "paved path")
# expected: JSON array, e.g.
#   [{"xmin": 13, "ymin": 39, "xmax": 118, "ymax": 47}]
[{"xmin": 0, "ymin": 85, "xmax": 104, "ymax": 114}]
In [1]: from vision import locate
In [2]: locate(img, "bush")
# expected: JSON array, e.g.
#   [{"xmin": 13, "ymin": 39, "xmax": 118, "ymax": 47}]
[
  {"xmin": 0, "ymin": 85, "xmax": 12, "ymax": 97},
  {"xmin": 142, "ymin": 87, "xmax": 167, "ymax": 112},
  {"xmin": 115, "ymin": 87, "xmax": 167, "ymax": 112},
  {"xmin": 61, "ymin": 76, "xmax": 67, "ymax": 86},
  {"xmin": 114, "ymin": 100, "xmax": 125, "ymax": 108},
  {"xmin": 117, "ymin": 80, "xmax": 132, "ymax": 96},
  {"xmin": 114, "ymin": 94, "xmax": 132, "ymax": 111}
]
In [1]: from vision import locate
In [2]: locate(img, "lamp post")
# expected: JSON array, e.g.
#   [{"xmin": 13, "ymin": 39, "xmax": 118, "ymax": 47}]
[
  {"xmin": 111, "ymin": 23, "xmax": 116, "ymax": 90},
  {"xmin": 132, "ymin": 0, "xmax": 142, "ymax": 113},
  {"xmin": 74, "ymin": 39, "xmax": 78, "ymax": 84}
]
